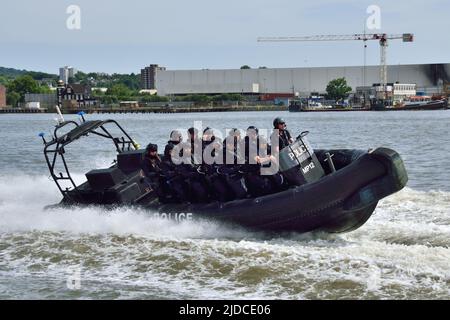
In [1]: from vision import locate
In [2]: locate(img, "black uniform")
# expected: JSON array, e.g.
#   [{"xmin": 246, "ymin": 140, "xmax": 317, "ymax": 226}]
[
  {"xmin": 243, "ymin": 139, "xmax": 286, "ymax": 197},
  {"xmin": 141, "ymin": 148, "xmax": 175, "ymax": 203},
  {"xmin": 164, "ymin": 140, "xmax": 182, "ymax": 163},
  {"xmin": 188, "ymin": 137, "xmax": 203, "ymax": 165},
  {"xmin": 271, "ymin": 128, "xmax": 292, "ymax": 151}
]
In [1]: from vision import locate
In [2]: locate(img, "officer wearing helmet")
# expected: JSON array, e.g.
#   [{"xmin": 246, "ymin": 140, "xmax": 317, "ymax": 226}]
[{"xmin": 271, "ymin": 117, "xmax": 294, "ymax": 152}]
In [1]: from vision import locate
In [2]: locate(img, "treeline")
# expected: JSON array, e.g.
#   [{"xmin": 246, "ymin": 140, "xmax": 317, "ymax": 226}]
[
  {"xmin": 174, "ymin": 93, "xmax": 244, "ymax": 103},
  {"xmin": 1, "ymin": 67, "xmax": 252, "ymax": 107},
  {"xmin": 2, "ymin": 75, "xmax": 53, "ymax": 107},
  {"xmin": 0, "ymin": 68, "xmax": 58, "ymax": 107},
  {"xmin": 72, "ymin": 71, "xmax": 141, "ymax": 90},
  {"xmin": 0, "ymin": 67, "xmax": 58, "ymax": 83},
  {"xmin": 93, "ymin": 84, "xmax": 245, "ymax": 105}
]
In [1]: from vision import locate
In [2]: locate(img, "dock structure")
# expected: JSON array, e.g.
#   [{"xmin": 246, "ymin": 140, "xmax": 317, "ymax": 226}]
[
  {"xmin": 74, "ymin": 105, "xmax": 285, "ymax": 114},
  {"xmin": 0, "ymin": 108, "xmax": 47, "ymax": 113},
  {"xmin": 0, "ymin": 105, "xmax": 284, "ymax": 114}
]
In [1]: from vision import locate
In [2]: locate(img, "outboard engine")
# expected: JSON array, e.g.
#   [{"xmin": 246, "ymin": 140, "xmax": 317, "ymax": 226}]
[{"xmin": 278, "ymin": 131, "xmax": 325, "ymax": 186}]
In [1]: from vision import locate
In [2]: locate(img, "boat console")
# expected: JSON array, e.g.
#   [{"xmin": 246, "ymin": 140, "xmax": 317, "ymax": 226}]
[{"xmin": 279, "ymin": 131, "xmax": 325, "ymax": 186}]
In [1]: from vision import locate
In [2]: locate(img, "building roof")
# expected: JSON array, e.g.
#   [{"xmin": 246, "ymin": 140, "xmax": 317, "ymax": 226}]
[
  {"xmin": 72, "ymin": 84, "xmax": 90, "ymax": 94},
  {"xmin": 64, "ymin": 84, "xmax": 91, "ymax": 94}
]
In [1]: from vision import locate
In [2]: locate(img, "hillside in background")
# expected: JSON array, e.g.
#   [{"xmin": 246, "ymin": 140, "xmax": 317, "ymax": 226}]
[
  {"xmin": 0, "ymin": 66, "xmax": 141, "ymax": 91},
  {"xmin": 0, "ymin": 67, "xmax": 58, "ymax": 82}
]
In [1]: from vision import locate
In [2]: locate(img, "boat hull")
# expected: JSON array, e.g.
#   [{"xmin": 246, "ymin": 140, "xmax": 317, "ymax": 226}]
[
  {"xmin": 57, "ymin": 147, "xmax": 407, "ymax": 233},
  {"xmin": 137, "ymin": 147, "xmax": 408, "ymax": 233}
]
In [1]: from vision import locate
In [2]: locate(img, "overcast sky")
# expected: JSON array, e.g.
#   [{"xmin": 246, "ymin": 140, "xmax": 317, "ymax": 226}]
[{"xmin": 1, "ymin": 0, "xmax": 449, "ymax": 74}]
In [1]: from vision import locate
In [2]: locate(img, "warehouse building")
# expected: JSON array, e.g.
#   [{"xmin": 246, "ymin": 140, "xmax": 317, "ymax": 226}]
[{"xmin": 153, "ymin": 63, "xmax": 450, "ymax": 97}]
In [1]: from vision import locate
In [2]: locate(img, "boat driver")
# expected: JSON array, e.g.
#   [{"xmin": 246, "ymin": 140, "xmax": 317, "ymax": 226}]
[{"xmin": 271, "ymin": 117, "xmax": 294, "ymax": 152}]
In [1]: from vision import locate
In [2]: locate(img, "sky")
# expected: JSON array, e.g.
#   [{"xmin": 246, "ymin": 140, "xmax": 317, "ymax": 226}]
[{"xmin": 0, "ymin": 0, "xmax": 449, "ymax": 74}]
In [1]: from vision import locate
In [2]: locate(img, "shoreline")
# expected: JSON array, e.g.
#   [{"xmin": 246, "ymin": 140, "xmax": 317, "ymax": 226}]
[
  {"xmin": 0, "ymin": 105, "xmax": 448, "ymax": 114},
  {"xmin": 0, "ymin": 105, "xmax": 284, "ymax": 114}
]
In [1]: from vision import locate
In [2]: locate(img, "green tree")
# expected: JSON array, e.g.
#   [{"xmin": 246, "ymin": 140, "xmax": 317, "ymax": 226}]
[
  {"xmin": 113, "ymin": 73, "xmax": 140, "ymax": 90},
  {"xmin": 0, "ymin": 76, "xmax": 10, "ymax": 85},
  {"xmin": 74, "ymin": 71, "xmax": 87, "ymax": 83},
  {"xmin": 140, "ymin": 95, "xmax": 169, "ymax": 103},
  {"xmin": 99, "ymin": 95, "xmax": 118, "ymax": 105},
  {"xmin": 106, "ymin": 84, "xmax": 132, "ymax": 98},
  {"xmin": 326, "ymin": 78, "xmax": 352, "ymax": 101},
  {"xmin": 7, "ymin": 75, "xmax": 40, "ymax": 95},
  {"xmin": 175, "ymin": 94, "xmax": 211, "ymax": 104},
  {"xmin": 240, "ymin": 65, "xmax": 251, "ymax": 69},
  {"xmin": 6, "ymin": 91, "xmax": 21, "ymax": 107},
  {"xmin": 6, "ymin": 75, "xmax": 48, "ymax": 104},
  {"xmin": 26, "ymin": 71, "xmax": 58, "ymax": 81},
  {"xmin": 212, "ymin": 93, "xmax": 243, "ymax": 102}
]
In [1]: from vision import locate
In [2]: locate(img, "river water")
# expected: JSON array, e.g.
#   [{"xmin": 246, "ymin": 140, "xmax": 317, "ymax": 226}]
[{"xmin": 0, "ymin": 111, "xmax": 449, "ymax": 299}]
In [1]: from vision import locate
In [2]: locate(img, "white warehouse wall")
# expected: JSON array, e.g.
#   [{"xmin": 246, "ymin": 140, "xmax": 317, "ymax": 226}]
[{"xmin": 156, "ymin": 63, "xmax": 449, "ymax": 96}]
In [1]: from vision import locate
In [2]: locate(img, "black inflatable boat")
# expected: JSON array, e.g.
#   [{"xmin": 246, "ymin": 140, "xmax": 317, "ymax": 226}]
[{"xmin": 40, "ymin": 116, "xmax": 408, "ymax": 233}]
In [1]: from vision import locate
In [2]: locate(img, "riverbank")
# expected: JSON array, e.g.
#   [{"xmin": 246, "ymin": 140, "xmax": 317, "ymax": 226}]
[
  {"xmin": 1, "ymin": 105, "xmax": 448, "ymax": 114},
  {"xmin": 0, "ymin": 108, "xmax": 47, "ymax": 113},
  {"xmin": 0, "ymin": 105, "xmax": 285, "ymax": 114}
]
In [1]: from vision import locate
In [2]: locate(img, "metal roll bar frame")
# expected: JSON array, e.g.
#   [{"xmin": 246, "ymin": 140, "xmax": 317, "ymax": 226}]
[{"xmin": 41, "ymin": 116, "xmax": 138, "ymax": 201}]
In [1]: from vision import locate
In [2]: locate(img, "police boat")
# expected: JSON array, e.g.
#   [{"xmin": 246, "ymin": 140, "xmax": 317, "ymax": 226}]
[{"xmin": 40, "ymin": 113, "xmax": 408, "ymax": 233}]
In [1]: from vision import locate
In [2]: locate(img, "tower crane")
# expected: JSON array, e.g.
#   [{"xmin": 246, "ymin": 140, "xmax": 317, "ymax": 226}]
[{"xmin": 257, "ymin": 33, "xmax": 414, "ymax": 99}]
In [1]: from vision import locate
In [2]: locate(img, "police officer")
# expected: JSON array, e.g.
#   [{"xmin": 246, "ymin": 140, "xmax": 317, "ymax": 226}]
[
  {"xmin": 223, "ymin": 128, "xmax": 243, "ymax": 165},
  {"xmin": 142, "ymin": 143, "xmax": 162, "ymax": 177},
  {"xmin": 164, "ymin": 130, "xmax": 183, "ymax": 163},
  {"xmin": 271, "ymin": 117, "xmax": 294, "ymax": 152},
  {"xmin": 161, "ymin": 131, "xmax": 192, "ymax": 203},
  {"xmin": 141, "ymin": 143, "xmax": 174, "ymax": 203},
  {"xmin": 187, "ymin": 127, "xmax": 202, "ymax": 165},
  {"xmin": 244, "ymin": 126, "xmax": 259, "ymax": 165},
  {"xmin": 243, "ymin": 136, "xmax": 281, "ymax": 197}
]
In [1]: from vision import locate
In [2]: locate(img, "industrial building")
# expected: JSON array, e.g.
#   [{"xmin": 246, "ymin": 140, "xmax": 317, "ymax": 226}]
[
  {"xmin": 25, "ymin": 93, "xmax": 57, "ymax": 109},
  {"xmin": 153, "ymin": 63, "xmax": 450, "ymax": 97}
]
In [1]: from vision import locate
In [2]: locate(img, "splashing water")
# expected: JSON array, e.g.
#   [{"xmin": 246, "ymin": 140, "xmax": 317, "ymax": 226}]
[
  {"xmin": 1, "ymin": 111, "xmax": 450, "ymax": 299},
  {"xmin": 0, "ymin": 175, "xmax": 449, "ymax": 299}
]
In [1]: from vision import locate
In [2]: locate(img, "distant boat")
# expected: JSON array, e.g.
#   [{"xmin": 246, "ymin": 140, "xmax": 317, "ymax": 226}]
[
  {"xmin": 288, "ymin": 100, "xmax": 305, "ymax": 112},
  {"xmin": 399, "ymin": 98, "xmax": 448, "ymax": 110},
  {"xmin": 371, "ymin": 97, "xmax": 449, "ymax": 111},
  {"xmin": 288, "ymin": 100, "xmax": 335, "ymax": 112}
]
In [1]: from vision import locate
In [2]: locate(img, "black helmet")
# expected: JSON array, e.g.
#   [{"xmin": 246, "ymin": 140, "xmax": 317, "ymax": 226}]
[
  {"xmin": 247, "ymin": 125, "xmax": 259, "ymax": 134},
  {"xmin": 146, "ymin": 143, "xmax": 158, "ymax": 152},
  {"xmin": 188, "ymin": 127, "xmax": 198, "ymax": 135},
  {"xmin": 273, "ymin": 117, "xmax": 286, "ymax": 128},
  {"xmin": 203, "ymin": 127, "xmax": 212, "ymax": 134},
  {"xmin": 169, "ymin": 130, "xmax": 182, "ymax": 142},
  {"xmin": 229, "ymin": 128, "xmax": 241, "ymax": 136}
]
